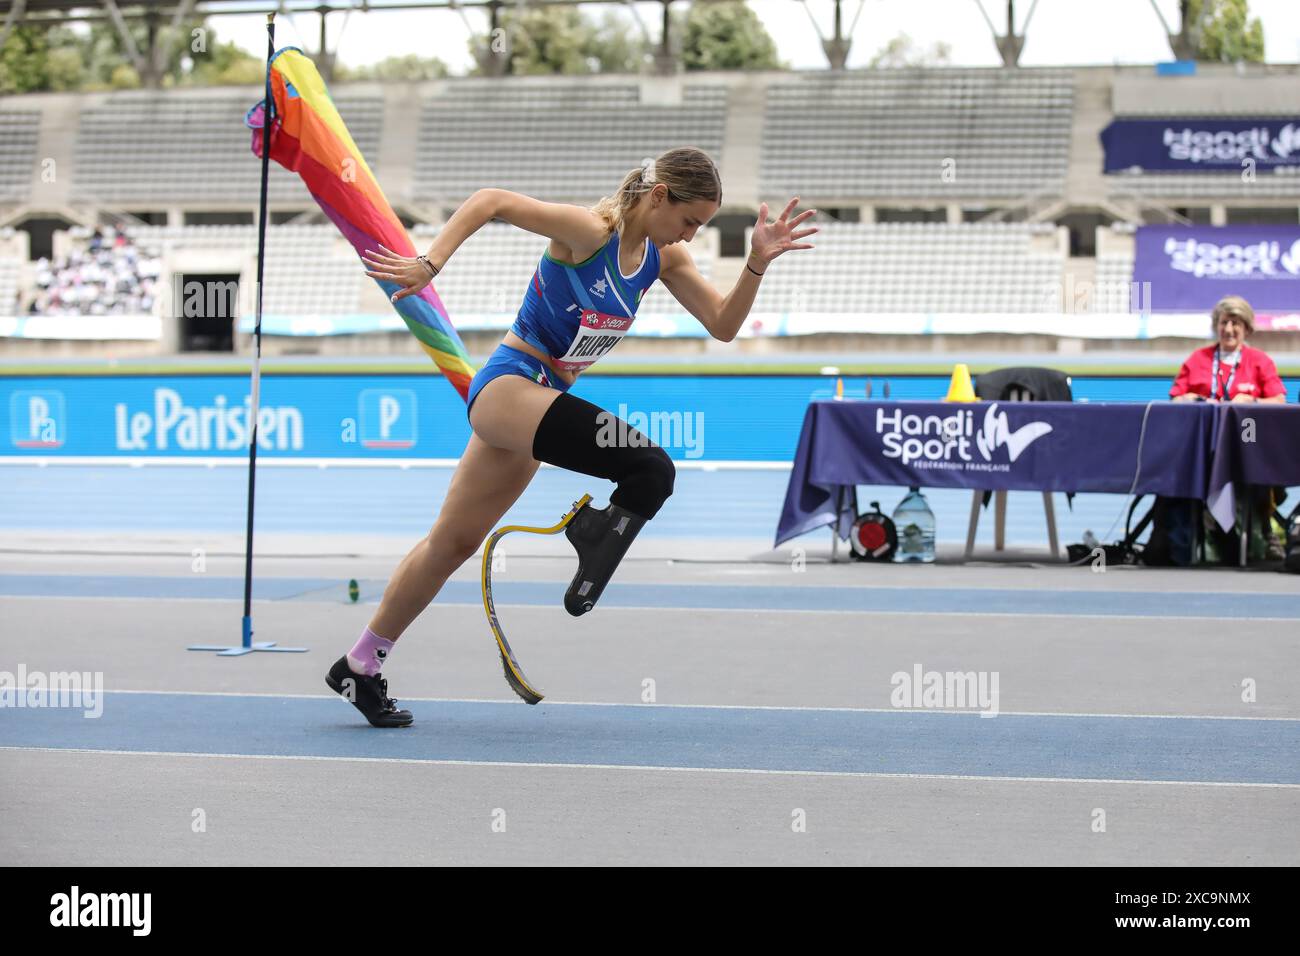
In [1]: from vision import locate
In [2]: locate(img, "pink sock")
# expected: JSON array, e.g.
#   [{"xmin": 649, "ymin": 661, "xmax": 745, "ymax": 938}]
[{"xmin": 347, "ymin": 627, "xmax": 396, "ymax": 677}]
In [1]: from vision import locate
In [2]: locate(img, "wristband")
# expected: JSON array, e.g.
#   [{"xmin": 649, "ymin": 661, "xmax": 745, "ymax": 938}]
[
  {"xmin": 746, "ymin": 260, "xmax": 765, "ymax": 277},
  {"xmin": 417, "ymin": 255, "xmax": 439, "ymax": 278}
]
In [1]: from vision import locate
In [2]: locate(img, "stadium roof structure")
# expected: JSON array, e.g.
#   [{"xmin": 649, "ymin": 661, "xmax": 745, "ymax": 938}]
[{"xmin": 0, "ymin": 0, "xmax": 1206, "ymax": 84}]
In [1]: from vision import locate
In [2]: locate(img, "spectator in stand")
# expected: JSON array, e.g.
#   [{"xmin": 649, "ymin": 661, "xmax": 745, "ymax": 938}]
[{"xmin": 29, "ymin": 228, "xmax": 162, "ymax": 317}]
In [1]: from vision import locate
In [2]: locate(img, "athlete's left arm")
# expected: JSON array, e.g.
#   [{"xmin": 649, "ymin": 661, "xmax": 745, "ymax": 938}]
[
  {"xmin": 660, "ymin": 198, "xmax": 818, "ymax": 342},
  {"xmin": 657, "ymin": 242, "xmax": 730, "ymax": 341}
]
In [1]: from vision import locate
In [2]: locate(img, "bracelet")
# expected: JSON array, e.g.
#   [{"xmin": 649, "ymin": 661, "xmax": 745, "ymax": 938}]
[
  {"xmin": 746, "ymin": 260, "xmax": 766, "ymax": 277},
  {"xmin": 417, "ymin": 254, "xmax": 439, "ymax": 278}
]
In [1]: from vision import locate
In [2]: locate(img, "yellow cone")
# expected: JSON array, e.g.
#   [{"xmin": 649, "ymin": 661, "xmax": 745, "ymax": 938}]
[
  {"xmin": 835, "ymin": 377, "xmax": 844, "ymax": 399},
  {"xmin": 945, "ymin": 364, "xmax": 976, "ymax": 402}
]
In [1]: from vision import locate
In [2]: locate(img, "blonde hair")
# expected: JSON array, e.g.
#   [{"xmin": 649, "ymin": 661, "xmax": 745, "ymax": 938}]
[
  {"xmin": 590, "ymin": 147, "xmax": 722, "ymax": 234},
  {"xmin": 1211, "ymin": 295, "xmax": 1255, "ymax": 336}
]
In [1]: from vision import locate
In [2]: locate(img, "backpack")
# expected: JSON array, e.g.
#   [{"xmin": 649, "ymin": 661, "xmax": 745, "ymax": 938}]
[{"xmin": 1142, "ymin": 496, "xmax": 1200, "ymax": 567}]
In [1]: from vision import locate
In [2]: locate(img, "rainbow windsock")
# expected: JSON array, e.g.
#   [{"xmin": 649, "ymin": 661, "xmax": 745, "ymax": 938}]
[{"xmin": 245, "ymin": 47, "xmax": 474, "ymax": 401}]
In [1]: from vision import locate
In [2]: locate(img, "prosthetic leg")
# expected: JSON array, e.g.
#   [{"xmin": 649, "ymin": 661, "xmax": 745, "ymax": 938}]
[
  {"xmin": 481, "ymin": 494, "xmax": 591, "ymax": 704},
  {"xmin": 528, "ymin": 392, "xmax": 671, "ymax": 619},
  {"xmin": 563, "ymin": 500, "xmax": 649, "ymax": 616}
]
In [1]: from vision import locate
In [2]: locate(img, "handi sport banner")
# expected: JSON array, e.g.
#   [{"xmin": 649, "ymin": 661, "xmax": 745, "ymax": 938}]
[
  {"xmin": 1132, "ymin": 225, "xmax": 1300, "ymax": 314},
  {"xmin": 1101, "ymin": 117, "xmax": 1300, "ymax": 173}
]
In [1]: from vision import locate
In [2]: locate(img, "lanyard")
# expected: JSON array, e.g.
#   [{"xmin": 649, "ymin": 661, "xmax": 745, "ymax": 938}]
[{"xmin": 1210, "ymin": 347, "xmax": 1238, "ymax": 401}]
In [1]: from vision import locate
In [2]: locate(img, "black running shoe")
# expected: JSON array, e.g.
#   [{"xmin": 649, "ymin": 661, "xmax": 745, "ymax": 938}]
[{"xmin": 326, "ymin": 655, "xmax": 413, "ymax": 728}]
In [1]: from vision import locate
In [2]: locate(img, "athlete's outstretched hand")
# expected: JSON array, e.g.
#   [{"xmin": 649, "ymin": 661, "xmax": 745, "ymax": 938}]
[
  {"xmin": 361, "ymin": 244, "xmax": 434, "ymax": 303},
  {"xmin": 750, "ymin": 197, "xmax": 817, "ymax": 267}
]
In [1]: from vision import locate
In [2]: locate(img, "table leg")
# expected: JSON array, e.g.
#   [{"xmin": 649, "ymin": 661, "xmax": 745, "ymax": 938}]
[
  {"xmin": 1239, "ymin": 498, "xmax": 1249, "ymax": 568},
  {"xmin": 1043, "ymin": 492, "xmax": 1060, "ymax": 560},
  {"xmin": 965, "ymin": 490, "xmax": 982, "ymax": 559},
  {"xmin": 831, "ymin": 485, "xmax": 843, "ymax": 563},
  {"xmin": 995, "ymin": 490, "xmax": 1007, "ymax": 551}
]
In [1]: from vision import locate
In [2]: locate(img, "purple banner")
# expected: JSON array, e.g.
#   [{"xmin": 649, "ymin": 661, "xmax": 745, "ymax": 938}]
[
  {"xmin": 1102, "ymin": 117, "xmax": 1300, "ymax": 173},
  {"xmin": 1133, "ymin": 225, "xmax": 1300, "ymax": 313}
]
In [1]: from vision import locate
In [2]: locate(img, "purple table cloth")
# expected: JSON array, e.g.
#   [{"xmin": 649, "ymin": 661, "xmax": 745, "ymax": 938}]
[{"xmin": 773, "ymin": 400, "xmax": 1298, "ymax": 548}]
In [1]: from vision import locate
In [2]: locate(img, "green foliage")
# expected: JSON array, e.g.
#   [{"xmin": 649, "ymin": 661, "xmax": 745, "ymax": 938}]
[
  {"xmin": 185, "ymin": 36, "xmax": 263, "ymax": 86},
  {"xmin": 867, "ymin": 33, "xmax": 953, "ymax": 69},
  {"xmin": 587, "ymin": 10, "xmax": 653, "ymax": 74},
  {"xmin": 109, "ymin": 63, "xmax": 141, "ymax": 90},
  {"xmin": 470, "ymin": 6, "xmax": 648, "ymax": 76},
  {"xmin": 1188, "ymin": 0, "xmax": 1265, "ymax": 63},
  {"xmin": 44, "ymin": 44, "xmax": 86, "ymax": 91},
  {"xmin": 0, "ymin": 25, "xmax": 52, "ymax": 94},
  {"xmin": 677, "ymin": 2, "xmax": 784, "ymax": 71},
  {"xmin": 337, "ymin": 54, "xmax": 450, "ymax": 83},
  {"xmin": 0, "ymin": 19, "xmax": 263, "ymax": 91}
]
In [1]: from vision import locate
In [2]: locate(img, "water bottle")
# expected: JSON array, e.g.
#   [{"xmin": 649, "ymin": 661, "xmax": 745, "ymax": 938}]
[{"xmin": 892, "ymin": 487, "xmax": 936, "ymax": 563}]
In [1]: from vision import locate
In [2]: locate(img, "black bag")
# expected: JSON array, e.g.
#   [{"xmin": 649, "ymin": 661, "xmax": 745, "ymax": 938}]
[
  {"xmin": 1284, "ymin": 503, "xmax": 1300, "ymax": 574},
  {"xmin": 1065, "ymin": 495, "xmax": 1146, "ymax": 567},
  {"xmin": 1066, "ymin": 541, "xmax": 1142, "ymax": 566},
  {"xmin": 1142, "ymin": 496, "xmax": 1200, "ymax": 567}
]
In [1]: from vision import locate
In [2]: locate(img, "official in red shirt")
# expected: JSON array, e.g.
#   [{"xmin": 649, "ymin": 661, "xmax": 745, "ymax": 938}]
[
  {"xmin": 1170, "ymin": 295, "xmax": 1287, "ymax": 404},
  {"xmin": 1170, "ymin": 295, "xmax": 1289, "ymax": 561}
]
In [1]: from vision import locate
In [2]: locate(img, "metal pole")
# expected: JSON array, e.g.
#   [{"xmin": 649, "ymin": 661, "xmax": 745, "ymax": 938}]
[
  {"xmin": 241, "ymin": 12, "xmax": 276, "ymax": 649},
  {"xmin": 188, "ymin": 17, "xmax": 305, "ymax": 655}
]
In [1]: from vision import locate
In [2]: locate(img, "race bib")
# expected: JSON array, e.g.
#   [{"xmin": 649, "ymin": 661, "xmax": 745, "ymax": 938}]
[{"xmin": 554, "ymin": 309, "xmax": 633, "ymax": 371}]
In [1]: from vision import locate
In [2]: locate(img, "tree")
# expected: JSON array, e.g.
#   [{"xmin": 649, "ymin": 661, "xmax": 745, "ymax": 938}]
[
  {"xmin": 469, "ymin": 6, "xmax": 648, "ymax": 76},
  {"xmin": 184, "ymin": 36, "xmax": 264, "ymax": 87},
  {"xmin": 0, "ymin": 18, "xmax": 262, "ymax": 92},
  {"xmin": 588, "ymin": 10, "xmax": 653, "ymax": 73},
  {"xmin": 336, "ymin": 54, "xmax": 450, "ymax": 83},
  {"xmin": 76, "ymin": 19, "xmax": 203, "ymax": 89},
  {"xmin": 676, "ymin": 1, "xmax": 784, "ymax": 71},
  {"xmin": 867, "ymin": 33, "xmax": 952, "ymax": 69},
  {"xmin": 1188, "ymin": 0, "xmax": 1265, "ymax": 63},
  {"xmin": 506, "ymin": 7, "xmax": 594, "ymax": 75},
  {"xmin": 44, "ymin": 39, "xmax": 86, "ymax": 92},
  {"xmin": 0, "ymin": 25, "xmax": 53, "ymax": 94},
  {"xmin": 76, "ymin": 22, "xmax": 133, "ymax": 90},
  {"xmin": 109, "ymin": 63, "xmax": 141, "ymax": 90}
]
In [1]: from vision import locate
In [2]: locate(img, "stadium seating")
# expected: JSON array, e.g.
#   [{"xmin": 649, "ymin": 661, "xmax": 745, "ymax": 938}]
[
  {"xmin": 123, "ymin": 224, "xmax": 364, "ymax": 317},
  {"xmin": 0, "ymin": 256, "xmax": 19, "ymax": 317},
  {"xmin": 105, "ymin": 221, "xmax": 718, "ymax": 321},
  {"xmin": 1092, "ymin": 251, "xmax": 1139, "ymax": 313},
  {"xmin": 749, "ymin": 221, "xmax": 1066, "ymax": 314},
  {"xmin": 0, "ymin": 109, "xmax": 41, "ymax": 204},
  {"xmin": 413, "ymin": 82, "xmax": 728, "ymax": 203},
  {"xmin": 761, "ymin": 69, "xmax": 1075, "ymax": 200},
  {"xmin": 70, "ymin": 92, "xmax": 384, "ymax": 204},
  {"xmin": 1108, "ymin": 170, "xmax": 1300, "ymax": 200}
]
